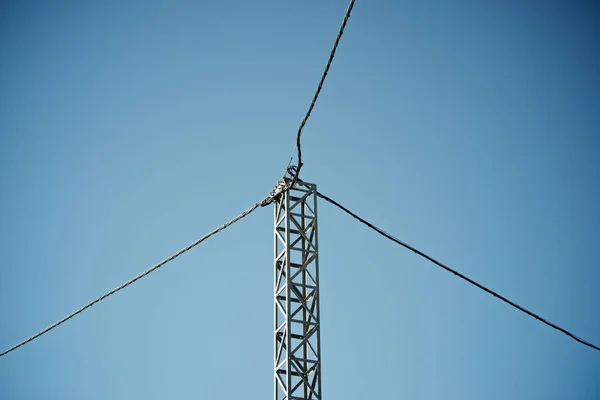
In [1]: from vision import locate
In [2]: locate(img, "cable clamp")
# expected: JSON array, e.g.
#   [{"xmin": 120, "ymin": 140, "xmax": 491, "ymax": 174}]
[
  {"xmin": 261, "ymin": 179, "xmax": 288, "ymax": 207},
  {"xmin": 261, "ymin": 165, "xmax": 300, "ymax": 207}
]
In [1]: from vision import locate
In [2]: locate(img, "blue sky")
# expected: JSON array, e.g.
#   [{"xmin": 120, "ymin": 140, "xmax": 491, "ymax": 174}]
[{"xmin": 1, "ymin": 1, "xmax": 599, "ymax": 398}]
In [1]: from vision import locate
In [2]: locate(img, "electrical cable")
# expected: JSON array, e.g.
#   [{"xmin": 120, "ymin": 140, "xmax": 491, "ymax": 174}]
[
  {"xmin": 285, "ymin": 0, "xmax": 356, "ymax": 182},
  {"xmin": 0, "ymin": 0, "xmax": 360, "ymax": 360},
  {"xmin": 316, "ymin": 190, "xmax": 600, "ymax": 353},
  {"xmin": 0, "ymin": 199, "xmax": 265, "ymax": 357}
]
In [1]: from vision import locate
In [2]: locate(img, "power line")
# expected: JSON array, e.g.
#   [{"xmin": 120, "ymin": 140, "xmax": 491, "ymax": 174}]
[
  {"xmin": 316, "ymin": 190, "xmax": 600, "ymax": 353},
  {"xmin": 0, "ymin": 199, "xmax": 264, "ymax": 357},
  {"xmin": 286, "ymin": 0, "xmax": 356, "ymax": 177},
  {"xmin": 0, "ymin": 0, "xmax": 359, "ymax": 357}
]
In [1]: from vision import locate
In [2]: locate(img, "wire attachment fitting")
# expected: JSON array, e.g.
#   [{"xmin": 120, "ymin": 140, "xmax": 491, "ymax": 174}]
[
  {"xmin": 261, "ymin": 165, "xmax": 301, "ymax": 207},
  {"xmin": 261, "ymin": 180, "xmax": 287, "ymax": 207}
]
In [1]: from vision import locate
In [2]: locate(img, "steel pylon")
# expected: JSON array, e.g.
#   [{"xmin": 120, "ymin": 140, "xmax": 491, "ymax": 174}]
[{"xmin": 274, "ymin": 180, "xmax": 322, "ymax": 400}]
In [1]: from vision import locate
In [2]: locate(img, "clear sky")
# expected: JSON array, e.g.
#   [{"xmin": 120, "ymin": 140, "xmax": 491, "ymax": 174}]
[{"xmin": 1, "ymin": 1, "xmax": 599, "ymax": 399}]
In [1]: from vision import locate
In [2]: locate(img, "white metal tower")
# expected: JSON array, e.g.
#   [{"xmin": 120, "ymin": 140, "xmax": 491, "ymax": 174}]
[{"xmin": 274, "ymin": 180, "xmax": 322, "ymax": 400}]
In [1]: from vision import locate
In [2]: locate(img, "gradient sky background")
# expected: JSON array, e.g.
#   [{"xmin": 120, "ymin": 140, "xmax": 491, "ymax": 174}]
[{"xmin": 1, "ymin": 1, "xmax": 599, "ymax": 399}]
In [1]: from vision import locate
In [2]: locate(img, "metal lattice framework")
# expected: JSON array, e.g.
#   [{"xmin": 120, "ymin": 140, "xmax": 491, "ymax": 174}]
[{"xmin": 274, "ymin": 181, "xmax": 322, "ymax": 400}]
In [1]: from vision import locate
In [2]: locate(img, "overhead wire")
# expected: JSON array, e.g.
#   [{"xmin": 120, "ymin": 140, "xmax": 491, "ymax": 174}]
[
  {"xmin": 316, "ymin": 190, "xmax": 600, "ymax": 353},
  {"xmin": 2, "ymin": 0, "xmax": 595, "ymax": 361},
  {"xmin": 0, "ymin": 198, "xmax": 265, "ymax": 357},
  {"xmin": 285, "ymin": 0, "xmax": 356, "ymax": 180},
  {"xmin": 0, "ymin": 0, "xmax": 359, "ymax": 358}
]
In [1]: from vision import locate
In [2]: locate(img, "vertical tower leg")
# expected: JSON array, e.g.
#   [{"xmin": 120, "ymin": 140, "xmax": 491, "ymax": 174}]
[{"xmin": 274, "ymin": 181, "xmax": 322, "ymax": 400}]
